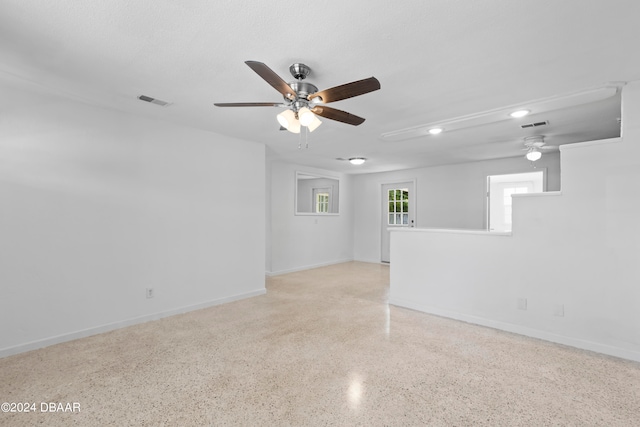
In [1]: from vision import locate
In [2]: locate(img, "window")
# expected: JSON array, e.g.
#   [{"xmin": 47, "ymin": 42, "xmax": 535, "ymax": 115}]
[
  {"xmin": 316, "ymin": 192, "xmax": 329, "ymax": 213},
  {"xmin": 388, "ymin": 188, "xmax": 409, "ymax": 225}
]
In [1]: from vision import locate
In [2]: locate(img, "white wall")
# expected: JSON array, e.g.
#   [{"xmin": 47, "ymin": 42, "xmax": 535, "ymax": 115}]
[
  {"xmin": 267, "ymin": 160, "xmax": 353, "ymax": 275},
  {"xmin": 0, "ymin": 76, "xmax": 266, "ymax": 357},
  {"xmin": 389, "ymin": 81, "xmax": 640, "ymax": 362},
  {"xmin": 352, "ymin": 153, "xmax": 561, "ymax": 263},
  {"xmin": 265, "ymin": 156, "xmax": 273, "ymax": 273}
]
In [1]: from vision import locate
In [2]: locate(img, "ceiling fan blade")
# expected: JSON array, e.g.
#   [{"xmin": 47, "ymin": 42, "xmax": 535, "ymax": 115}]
[
  {"xmin": 245, "ymin": 61, "xmax": 297, "ymax": 100},
  {"xmin": 308, "ymin": 77, "xmax": 380, "ymax": 103},
  {"xmin": 214, "ymin": 102, "xmax": 282, "ymax": 107},
  {"xmin": 311, "ymin": 106, "xmax": 365, "ymax": 126}
]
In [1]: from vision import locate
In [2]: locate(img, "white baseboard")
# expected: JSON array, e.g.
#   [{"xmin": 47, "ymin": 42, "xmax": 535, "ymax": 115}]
[
  {"xmin": 0, "ymin": 288, "xmax": 266, "ymax": 359},
  {"xmin": 266, "ymin": 258, "xmax": 353, "ymax": 276},
  {"xmin": 389, "ymin": 297, "xmax": 640, "ymax": 363},
  {"xmin": 353, "ymin": 256, "xmax": 385, "ymax": 264}
]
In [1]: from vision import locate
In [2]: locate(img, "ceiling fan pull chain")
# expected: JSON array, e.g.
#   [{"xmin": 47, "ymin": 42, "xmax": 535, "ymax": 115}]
[
  {"xmin": 305, "ymin": 126, "xmax": 309, "ymax": 149},
  {"xmin": 298, "ymin": 130, "xmax": 302, "ymax": 150}
]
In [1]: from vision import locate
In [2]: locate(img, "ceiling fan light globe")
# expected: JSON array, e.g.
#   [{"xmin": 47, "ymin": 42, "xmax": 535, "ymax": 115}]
[
  {"xmin": 287, "ymin": 118, "xmax": 301, "ymax": 134},
  {"xmin": 298, "ymin": 107, "xmax": 315, "ymax": 126},
  {"xmin": 276, "ymin": 114, "xmax": 288, "ymax": 128},
  {"xmin": 526, "ymin": 149, "xmax": 542, "ymax": 161},
  {"xmin": 277, "ymin": 109, "xmax": 296, "ymax": 129},
  {"xmin": 307, "ymin": 115, "xmax": 322, "ymax": 132},
  {"xmin": 276, "ymin": 110, "xmax": 300, "ymax": 133}
]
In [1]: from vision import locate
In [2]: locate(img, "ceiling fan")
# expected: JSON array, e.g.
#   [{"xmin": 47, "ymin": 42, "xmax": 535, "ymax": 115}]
[
  {"xmin": 214, "ymin": 61, "xmax": 380, "ymax": 133},
  {"xmin": 523, "ymin": 135, "xmax": 557, "ymax": 161}
]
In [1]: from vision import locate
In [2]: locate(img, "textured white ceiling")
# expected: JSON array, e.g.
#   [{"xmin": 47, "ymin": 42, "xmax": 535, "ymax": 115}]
[{"xmin": 1, "ymin": 0, "xmax": 638, "ymax": 173}]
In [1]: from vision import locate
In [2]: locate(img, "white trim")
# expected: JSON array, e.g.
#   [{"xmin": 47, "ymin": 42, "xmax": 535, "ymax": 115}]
[
  {"xmin": 389, "ymin": 227, "xmax": 512, "ymax": 236},
  {"xmin": 266, "ymin": 258, "xmax": 353, "ymax": 276},
  {"xmin": 559, "ymin": 137, "xmax": 621, "ymax": 150},
  {"xmin": 512, "ymin": 190, "xmax": 563, "ymax": 198},
  {"xmin": 389, "ymin": 297, "xmax": 640, "ymax": 363},
  {"xmin": 353, "ymin": 256, "xmax": 392, "ymax": 265},
  {"xmin": 294, "ymin": 212, "xmax": 339, "ymax": 216},
  {"xmin": 0, "ymin": 289, "xmax": 266, "ymax": 359}
]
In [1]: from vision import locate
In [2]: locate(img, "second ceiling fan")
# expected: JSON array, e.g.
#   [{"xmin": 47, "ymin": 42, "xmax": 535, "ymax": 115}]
[{"xmin": 214, "ymin": 61, "xmax": 380, "ymax": 133}]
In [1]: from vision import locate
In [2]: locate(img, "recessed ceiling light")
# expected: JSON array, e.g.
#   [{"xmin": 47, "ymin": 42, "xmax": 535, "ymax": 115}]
[
  {"xmin": 428, "ymin": 128, "xmax": 443, "ymax": 135},
  {"xmin": 349, "ymin": 157, "xmax": 366, "ymax": 165},
  {"xmin": 510, "ymin": 109, "xmax": 530, "ymax": 118}
]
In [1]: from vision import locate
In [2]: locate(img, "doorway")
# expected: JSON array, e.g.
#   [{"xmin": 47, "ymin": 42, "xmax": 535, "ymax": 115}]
[
  {"xmin": 381, "ymin": 181, "xmax": 415, "ymax": 263},
  {"xmin": 487, "ymin": 171, "xmax": 544, "ymax": 232}
]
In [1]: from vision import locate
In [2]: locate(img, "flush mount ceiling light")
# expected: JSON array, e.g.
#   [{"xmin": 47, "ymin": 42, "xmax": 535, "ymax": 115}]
[
  {"xmin": 214, "ymin": 61, "xmax": 381, "ymax": 134},
  {"xmin": 349, "ymin": 157, "xmax": 366, "ymax": 165},
  {"xmin": 510, "ymin": 109, "xmax": 530, "ymax": 118},
  {"xmin": 428, "ymin": 127, "xmax": 443, "ymax": 135}
]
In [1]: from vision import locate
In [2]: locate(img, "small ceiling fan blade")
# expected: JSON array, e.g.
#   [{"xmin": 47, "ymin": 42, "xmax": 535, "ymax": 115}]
[
  {"xmin": 311, "ymin": 106, "xmax": 365, "ymax": 126},
  {"xmin": 245, "ymin": 61, "xmax": 297, "ymax": 100},
  {"xmin": 308, "ymin": 77, "xmax": 380, "ymax": 103},
  {"xmin": 214, "ymin": 102, "xmax": 282, "ymax": 107}
]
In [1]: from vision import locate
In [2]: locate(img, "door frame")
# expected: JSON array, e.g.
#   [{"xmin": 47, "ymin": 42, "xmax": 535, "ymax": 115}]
[{"xmin": 380, "ymin": 179, "xmax": 417, "ymax": 263}]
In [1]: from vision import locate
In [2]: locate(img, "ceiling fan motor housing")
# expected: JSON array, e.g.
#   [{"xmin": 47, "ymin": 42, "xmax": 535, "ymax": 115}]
[
  {"xmin": 524, "ymin": 135, "xmax": 546, "ymax": 147},
  {"xmin": 288, "ymin": 81, "xmax": 318, "ymax": 103},
  {"xmin": 286, "ymin": 63, "xmax": 320, "ymax": 104}
]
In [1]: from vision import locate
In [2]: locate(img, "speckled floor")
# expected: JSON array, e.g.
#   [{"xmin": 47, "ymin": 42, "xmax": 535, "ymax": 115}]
[{"xmin": 1, "ymin": 261, "xmax": 639, "ymax": 426}]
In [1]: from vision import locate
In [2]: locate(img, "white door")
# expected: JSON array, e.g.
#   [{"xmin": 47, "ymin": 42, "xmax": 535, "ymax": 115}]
[
  {"xmin": 381, "ymin": 181, "xmax": 415, "ymax": 263},
  {"xmin": 487, "ymin": 171, "xmax": 544, "ymax": 232}
]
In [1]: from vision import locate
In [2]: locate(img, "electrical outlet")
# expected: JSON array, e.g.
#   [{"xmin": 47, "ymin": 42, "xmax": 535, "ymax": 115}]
[
  {"xmin": 517, "ymin": 298, "xmax": 527, "ymax": 310},
  {"xmin": 553, "ymin": 304, "xmax": 564, "ymax": 317},
  {"xmin": 146, "ymin": 288, "xmax": 154, "ymax": 299}
]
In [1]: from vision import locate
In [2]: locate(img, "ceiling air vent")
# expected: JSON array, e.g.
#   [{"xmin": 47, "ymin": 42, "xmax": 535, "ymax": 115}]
[
  {"xmin": 137, "ymin": 95, "xmax": 171, "ymax": 107},
  {"xmin": 520, "ymin": 120, "xmax": 548, "ymax": 129}
]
